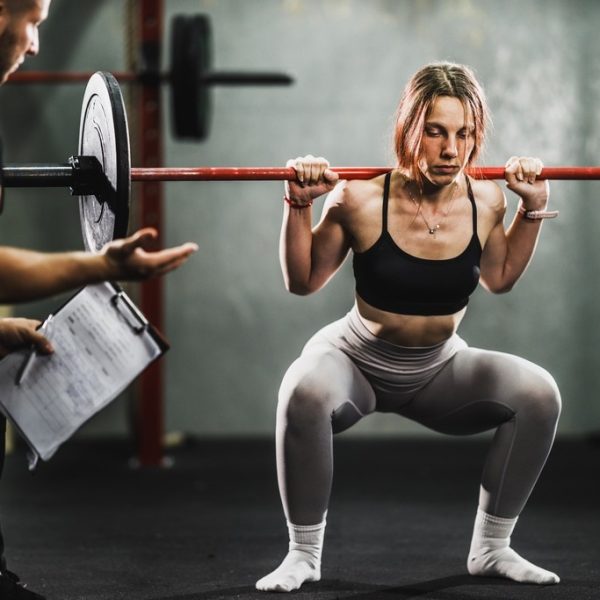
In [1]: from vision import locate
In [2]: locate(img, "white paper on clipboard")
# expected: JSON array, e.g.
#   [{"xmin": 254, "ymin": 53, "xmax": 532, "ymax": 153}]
[{"xmin": 0, "ymin": 281, "xmax": 167, "ymax": 466}]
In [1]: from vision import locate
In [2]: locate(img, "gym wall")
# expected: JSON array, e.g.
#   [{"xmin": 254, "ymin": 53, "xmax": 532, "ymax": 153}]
[{"xmin": 0, "ymin": 0, "xmax": 598, "ymax": 440}]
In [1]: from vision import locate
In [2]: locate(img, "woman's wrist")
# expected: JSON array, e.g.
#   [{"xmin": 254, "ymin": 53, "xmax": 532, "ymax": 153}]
[{"xmin": 284, "ymin": 195, "xmax": 313, "ymax": 209}]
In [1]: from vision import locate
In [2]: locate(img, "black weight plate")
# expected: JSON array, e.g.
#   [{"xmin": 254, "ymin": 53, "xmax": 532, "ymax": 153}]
[
  {"xmin": 78, "ymin": 71, "xmax": 130, "ymax": 251},
  {"xmin": 170, "ymin": 14, "xmax": 211, "ymax": 140}
]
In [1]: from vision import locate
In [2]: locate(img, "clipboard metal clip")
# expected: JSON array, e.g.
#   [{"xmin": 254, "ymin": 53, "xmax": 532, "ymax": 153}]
[{"xmin": 111, "ymin": 290, "xmax": 149, "ymax": 334}]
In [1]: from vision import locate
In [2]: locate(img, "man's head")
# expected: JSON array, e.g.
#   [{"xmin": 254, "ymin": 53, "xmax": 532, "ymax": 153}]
[{"xmin": 0, "ymin": 0, "xmax": 50, "ymax": 83}]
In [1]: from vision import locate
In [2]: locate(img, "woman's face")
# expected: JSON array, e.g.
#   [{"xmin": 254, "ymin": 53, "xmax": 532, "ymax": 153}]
[{"xmin": 418, "ymin": 95, "xmax": 475, "ymax": 187}]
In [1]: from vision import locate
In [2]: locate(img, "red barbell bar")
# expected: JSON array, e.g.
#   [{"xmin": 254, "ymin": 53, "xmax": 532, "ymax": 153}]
[
  {"xmin": 4, "ymin": 165, "xmax": 599, "ymax": 188},
  {"xmin": 129, "ymin": 166, "xmax": 600, "ymax": 182}
]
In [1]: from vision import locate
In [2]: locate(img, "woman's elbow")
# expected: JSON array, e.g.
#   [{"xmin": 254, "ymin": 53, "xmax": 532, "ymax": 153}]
[
  {"xmin": 481, "ymin": 277, "xmax": 515, "ymax": 295},
  {"xmin": 283, "ymin": 274, "xmax": 321, "ymax": 295},
  {"xmin": 493, "ymin": 283, "xmax": 515, "ymax": 294},
  {"xmin": 286, "ymin": 281, "xmax": 314, "ymax": 295}
]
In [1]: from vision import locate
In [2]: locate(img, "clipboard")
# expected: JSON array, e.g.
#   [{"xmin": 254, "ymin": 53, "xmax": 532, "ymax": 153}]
[{"xmin": 0, "ymin": 281, "xmax": 169, "ymax": 468}]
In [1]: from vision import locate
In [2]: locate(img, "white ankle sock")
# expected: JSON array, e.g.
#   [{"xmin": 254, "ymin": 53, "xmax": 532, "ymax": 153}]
[
  {"xmin": 256, "ymin": 520, "xmax": 326, "ymax": 592},
  {"xmin": 468, "ymin": 508, "xmax": 559, "ymax": 585}
]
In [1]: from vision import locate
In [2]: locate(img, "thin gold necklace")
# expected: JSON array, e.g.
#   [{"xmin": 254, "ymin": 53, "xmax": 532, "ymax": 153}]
[{"xmin": 406, "ymin": 180, "xmax": 459, "ymax": 238}]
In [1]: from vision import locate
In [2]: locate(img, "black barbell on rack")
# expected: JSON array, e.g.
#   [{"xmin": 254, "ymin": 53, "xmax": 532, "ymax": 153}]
[
  {"xmin": 6, "ymin": 14, "xmax": 294, "ymax": 141},
  {"xmin": 2, "ymin": 71, "xmax": 599, "ymax": 254}
]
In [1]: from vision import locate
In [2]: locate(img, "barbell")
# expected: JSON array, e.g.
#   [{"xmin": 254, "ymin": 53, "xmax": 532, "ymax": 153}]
[
  {"xmin": 1, "ymin": 71, "xmax": 600, "ymax": 253},
  {"xmin": 7, "ymin": 14, "xmax": 294, "ymax": 141}
]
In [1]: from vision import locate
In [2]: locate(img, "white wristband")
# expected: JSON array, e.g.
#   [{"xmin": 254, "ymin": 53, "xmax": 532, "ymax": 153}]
[{"xmin": 518, "ymin": 204, "xmax": 559, "ymax": 220}]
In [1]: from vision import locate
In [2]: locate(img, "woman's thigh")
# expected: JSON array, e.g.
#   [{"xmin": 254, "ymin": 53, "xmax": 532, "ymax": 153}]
[{"xmin": 395, "ymin": 347, "xmax": 560, "ymax": 435}]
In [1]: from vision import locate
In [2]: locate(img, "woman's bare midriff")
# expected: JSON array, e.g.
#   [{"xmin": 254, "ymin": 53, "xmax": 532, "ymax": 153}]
[{"xmin": 355, "ymin": 295, "xmax": 467, "ymax": 347}]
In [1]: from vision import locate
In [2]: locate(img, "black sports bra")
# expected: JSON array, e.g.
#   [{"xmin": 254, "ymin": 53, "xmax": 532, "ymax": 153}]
[{"xmin": 352, "ymin": 172, "xmax": 482, "ymax": 316}]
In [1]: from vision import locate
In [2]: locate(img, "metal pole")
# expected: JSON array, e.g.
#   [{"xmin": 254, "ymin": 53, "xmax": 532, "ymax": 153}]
[
  {"xmin": 8, "ymin": 71, "xmax": 139, "ymax": 84},
  {"xmin": 134, "ymin": 0, "xmax": 166, "ymax": 468}
]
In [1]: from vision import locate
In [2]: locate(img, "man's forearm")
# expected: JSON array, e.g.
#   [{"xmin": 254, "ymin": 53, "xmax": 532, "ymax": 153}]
[{"xmin": 0, "ymin": 247, "xmax": 112, "ymax": 303}]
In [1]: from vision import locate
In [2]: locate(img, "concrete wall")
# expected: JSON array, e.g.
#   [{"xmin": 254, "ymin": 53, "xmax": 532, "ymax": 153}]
[{"xmin": 0, "ymin": 0, "xmax": 599, "ymax": 439}]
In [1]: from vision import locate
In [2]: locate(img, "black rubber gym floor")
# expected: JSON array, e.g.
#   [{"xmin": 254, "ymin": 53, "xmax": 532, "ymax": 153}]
[{"xmin": 1, "ymin": 436, "xmax": 598, "ymax": 599}]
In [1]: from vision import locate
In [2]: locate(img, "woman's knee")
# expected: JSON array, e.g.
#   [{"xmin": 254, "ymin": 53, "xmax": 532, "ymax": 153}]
[
  {"xmin": 519, "ymin": 366, "xmax": 562, "ymax": 425},
  {"xmin": 277, "ymin": 349, "xmax": 354, "ymax": 427},
  {"xmin": 279, "ymin": 378, "xmax": 330, "ymax": 426}
]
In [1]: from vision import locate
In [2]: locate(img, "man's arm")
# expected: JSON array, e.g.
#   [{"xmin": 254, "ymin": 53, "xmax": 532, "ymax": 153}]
[{"xmin": 0, "ymin": 227, "xmax": 198, "ymax": 303}]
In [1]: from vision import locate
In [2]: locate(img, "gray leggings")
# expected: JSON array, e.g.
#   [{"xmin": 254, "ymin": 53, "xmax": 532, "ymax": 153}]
[{"xmin": 276, "ymin": 307, "xmax": 561, "ymax": 524}]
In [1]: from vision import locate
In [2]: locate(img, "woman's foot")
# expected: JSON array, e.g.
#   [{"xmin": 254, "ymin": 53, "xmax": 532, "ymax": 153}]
[
  {"xmin": 468, "ymin": 508, "xmax": 559, "ymax": 585},
  {"xmin": 256, "ymin": 549, "xmax": 320, "ymax": 592},
  {"xmin": 468, "ymin": 544, "xmax": 559, "ymax": 584}
]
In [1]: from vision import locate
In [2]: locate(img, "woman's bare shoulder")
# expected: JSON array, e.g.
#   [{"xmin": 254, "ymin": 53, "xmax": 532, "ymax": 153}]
[
  {"xmin": 327, "ymin": 173, "xmax": 386, "ymax": 211},
  {"xmin": 470, "ymin": 177, "xmax": 506, "ymax": 216}
]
